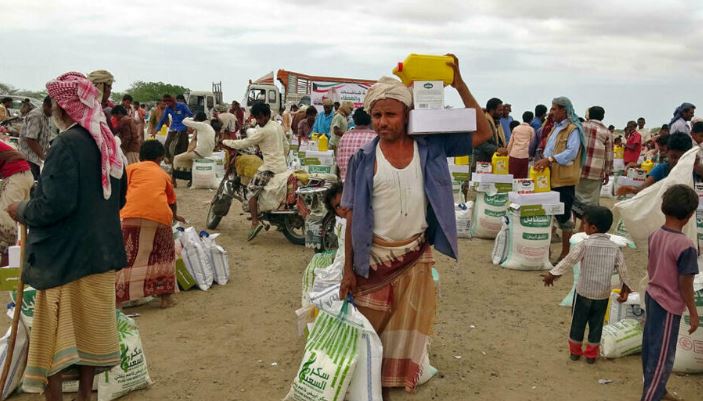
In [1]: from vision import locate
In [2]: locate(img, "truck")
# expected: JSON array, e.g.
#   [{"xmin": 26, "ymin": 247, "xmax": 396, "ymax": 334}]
[
  {"xmin": 244, "ymin": 70, "xmax": 376, "ymax": 115},
  {"xmin": 185, "ymin": 81, "xmax": 224, "ymax": 119}
]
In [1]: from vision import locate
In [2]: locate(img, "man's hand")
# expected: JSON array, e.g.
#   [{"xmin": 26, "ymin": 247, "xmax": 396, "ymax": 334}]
[
  {"xmin": 690, "ymin": 310, "xmax": 700, "ymax": 334},
  {"xmin": 174, "ymin": 215, "xmax": 187, "ymax": 223},
  {"xmin": 339, "ymin": 265, "xmax": 357, "ymax": 299},
  {"xmin": 533, "ymin": 158, "xmax": 551, "ymax": 171},
  {"xmin": 616, "ymin": 185, "xmax": 636, "ymax": 197},
  {"xmin": 6, "ymin": 202, "xmax": 20, "ymax": 222},
  {"xmin": 541, "ymin": 272, "xmax": 559, "ymax": 287},
  {"xmin": 496, "ymin": 147, "xmax": 508, "ymax": 156},
  {"xmin": 445, "ymin": 54, "xmax": 466, "ymax": 90},
  {"xmin": 617, "ymin": 286, "xmax": 631, "ymax": 303}
]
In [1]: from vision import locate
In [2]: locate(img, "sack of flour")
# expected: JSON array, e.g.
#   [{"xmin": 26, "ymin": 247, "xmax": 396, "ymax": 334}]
[
  {"xmin": 600, "ymin": 318, "xmax": 643, "ymax": 358},
  {"xmin": 469, "ymin": 192, "xmax": 509, "ymax": 239},
  {"xmin": 97, "ymin": 311, "xmax": 153, "ymax": 401},
  {"xmin": 179, "ymin": 227, "xmax": 214, "ymax": 291},
  {"xmin": 455, "ymin": 202, "xmax": 473, "ymax": 239},
  {"xmin": 0, "ymin": 311, "xmax": 28, "ymax": 400},
  {"xmin": 500, "ymin": 211, "xmax": 552, "ymax": 271},
  {"xmin": 191, "ymin": 158, "xmax": 217, "ymax": 189},
  {"xmin": 301, "ymin": 251, "xmax": 336, "ymax": 307},
  {"xmin": 673, "ymin": 288, "xmax": 703, "ymax": 373},
  {"xmin": 491, "ymin": 217, "xmax": 509, "ymax": 265},
  {"xmin": 283, "ymin": 302, "xmax": 361, "ymax": 401},
  {"xmin": 201, "ymin": 233, "xmax": 230, "ymax": 285},
  {"xmin": 600, "ymin": 177, "xmax": 615, "ymax": 198}
]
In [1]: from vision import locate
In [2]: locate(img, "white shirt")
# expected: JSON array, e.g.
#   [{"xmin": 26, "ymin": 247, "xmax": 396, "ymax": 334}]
[
  {"xmin": 670, "ymin": 118, "xmax": 691, "ymax": 135},
  {"xmin": 217, "ymin": 112, "xmax": 238, "ymax": 132},
  {"xmin": 183, "ymin": 118, "xmax": 216, "ymax": 158},
  {"xmin": 223, "ymin": 120, "xmax": 288, "ymax": 174},
  {"xmin": 372, "ymin": 142, "xmax": 428, "ymax": 241}
]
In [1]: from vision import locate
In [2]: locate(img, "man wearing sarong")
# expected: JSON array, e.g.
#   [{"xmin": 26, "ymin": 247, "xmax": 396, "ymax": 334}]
[
  {"xmin": 7, "ymin": 72, "xmax": 127, "ymax": 401},
  {"xmin": 118, "ymin": 140, "xmax": 183, "ymax": 309},
  {"xmin": 339, "ymin": 55, "xmax": 491, "ymax": 398}
]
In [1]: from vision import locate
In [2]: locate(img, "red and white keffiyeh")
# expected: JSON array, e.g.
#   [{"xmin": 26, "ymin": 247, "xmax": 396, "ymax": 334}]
[{"xmin": 46, "ymin": 72, "xmax": 124, "ymax": 199}]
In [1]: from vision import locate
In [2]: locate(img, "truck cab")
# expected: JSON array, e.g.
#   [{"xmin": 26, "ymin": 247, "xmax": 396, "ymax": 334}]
[
  {"xmin": 186, "ymin": 82, "xmax": 224, "ymax": 119},
  {"xmin": 245, "ymin": 83, "xmax": 283, "ymax": 116}
]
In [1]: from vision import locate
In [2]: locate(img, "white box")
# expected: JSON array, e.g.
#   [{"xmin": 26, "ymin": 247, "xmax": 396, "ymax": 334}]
[
  {"xmin": 508, "ymin": 191, "xmax": 561, "ymax": 205},
  {"xmin": 408, "ymin": 108, "xmax": 477, "ymax": 135},
  {"xmin": 514, "ymin": 179, "xmax": 534, "ymax": 194},
  {"xmin": 608, "ymin": 291, "xmax": 644, "ymax": 324},
  {"xmin": 413, "ymin": 81, "xmax": 444, "ymax": 110},
  {"xmin": 509, "ymin": 202, "xmax": 565, "ymax": 216},
  {"xmin": 471, "ymin": 172, "xmax": 514, "ymax": 184},
  {"xmin": 7, "ymin": 245, "xmax": 20, "ymax": 268}
]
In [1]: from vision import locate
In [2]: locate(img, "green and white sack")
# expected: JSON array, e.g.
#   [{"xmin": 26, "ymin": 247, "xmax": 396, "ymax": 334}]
[
  {"xmin": 97, "ymin": 311, "xmax": 153, "ymax": 401},
  {"xmin": 600, "ymin": 318, "xmax": 643, "ymax": 358},
  {"xmin": 301, "ymin": 251, "xmax": 336, "ymax": 308},
  {"xmin": 10, "ymin": 286, "xmax": 36, "ymax": 330},
  {"xmin": 500, "ymin": 212, "xmax": 552, "ymax": 270},
  {"xmin": 283, "ymin": 304, "xmax": 361, "ymax": 401},
  {"xmin": 191, "ymin": 159, "xmax": 217, "ymax": 189},
  {"xmin": 469, "ymin": 192, "xmax": 508, "ymax": 239},
  {"xmin": 673, "ymin": 288, "xmax": 703, "ymax": 373}
]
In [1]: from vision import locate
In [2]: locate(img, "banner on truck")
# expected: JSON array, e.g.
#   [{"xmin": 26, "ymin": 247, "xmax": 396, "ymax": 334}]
[{"xmin": 311, "ymin": 82, "xmax": 372, "ymax": 110}]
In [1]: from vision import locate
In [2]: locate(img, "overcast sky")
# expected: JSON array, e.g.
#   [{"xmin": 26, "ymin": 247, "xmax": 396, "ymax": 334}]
[{"xmin": 2, "ymin": 0, "xmax": 701, "ymax": 127}]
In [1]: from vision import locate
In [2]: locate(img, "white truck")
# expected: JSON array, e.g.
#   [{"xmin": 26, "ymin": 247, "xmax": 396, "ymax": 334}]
[
  {"xmin": 185, "ymin": 82, "xmax": 224, "ymax": 119},
  {"xmin": 243, "ymin": 69, "xmax": 376, "ymax": 116}
]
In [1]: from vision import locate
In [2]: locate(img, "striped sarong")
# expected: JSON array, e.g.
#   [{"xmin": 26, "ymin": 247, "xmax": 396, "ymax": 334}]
[
  {"xmin": 354, "ymin": 234, "xmax": 436, "ymax": 392},
  {"xmin": 116, "ymin": 218, "xmax": 176, "ymax": 304},
  {"xmin": 23, "ymin": 271, "xmax": 120, "ymax": 392}
]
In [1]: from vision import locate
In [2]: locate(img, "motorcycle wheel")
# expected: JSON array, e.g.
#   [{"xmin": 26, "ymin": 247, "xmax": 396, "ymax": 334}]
[
  {"xmin": 319, "ymin": 212, "xmax": 338, "ymax": 251},
  {"xmin": 282, "ymin": 214, "xmax": 306, "ymax": 246},
  {"xmin": 206, "ymin": 178, "xmax": 232, "ymax": 230}
]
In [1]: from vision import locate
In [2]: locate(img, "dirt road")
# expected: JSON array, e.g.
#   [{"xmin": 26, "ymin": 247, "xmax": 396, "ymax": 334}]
[{"xmin": 8, "ymin": 189, "xmax": 702, "ymax": 401}]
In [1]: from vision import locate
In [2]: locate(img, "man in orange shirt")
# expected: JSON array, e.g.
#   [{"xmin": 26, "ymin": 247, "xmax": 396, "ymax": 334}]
[{"xmin": 117, "ymin": 140, "xmax": 184, "ymax": 308}]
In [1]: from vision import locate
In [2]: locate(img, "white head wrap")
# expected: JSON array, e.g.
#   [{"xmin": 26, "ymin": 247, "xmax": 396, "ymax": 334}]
[{"xmin": 363, "ymin": 77, "xmax": 412, "ymax": 112}]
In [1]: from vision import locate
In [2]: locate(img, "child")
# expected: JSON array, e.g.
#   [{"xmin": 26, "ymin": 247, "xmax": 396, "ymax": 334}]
[
  {"xmin": 640, "ymin": 184, "xmax": 699, "ymax": 401},
  {"xmin": 542, "ymin": 205, "xmax": 632, "ymax": 363},
  {"xmin": 505, "ymin": 111, "xmax": 535, "ymax": 178}
]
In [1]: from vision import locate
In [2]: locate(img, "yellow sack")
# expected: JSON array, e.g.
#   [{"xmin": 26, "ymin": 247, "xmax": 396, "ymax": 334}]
[{"xmin": 235, "ymin": 155, "xmax": 263, "ymax": 181}]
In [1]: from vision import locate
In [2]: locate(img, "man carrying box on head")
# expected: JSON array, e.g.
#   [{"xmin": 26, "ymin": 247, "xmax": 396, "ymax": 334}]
[
  {"xmin": 533, "ymin": 97, "xmax": 585, "ymax": 263},
  {"xmin": 339, "ymin": 55, "xmax": 491, "ymax": 397}
]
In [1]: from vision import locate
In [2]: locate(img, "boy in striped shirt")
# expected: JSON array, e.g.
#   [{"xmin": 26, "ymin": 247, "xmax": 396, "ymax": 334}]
[
  {"xmin": 640, "ymin": 184, "xmax": 699, "ymax": 401},
  {"xmin": 543, "ymin": 206, "xmax": 632, "ymax": 363}
]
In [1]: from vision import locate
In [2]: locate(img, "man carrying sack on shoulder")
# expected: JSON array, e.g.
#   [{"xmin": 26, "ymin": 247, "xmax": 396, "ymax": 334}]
[{"xmin": 339, "ymin": 55, "xmax": 491, "ymax": 398}]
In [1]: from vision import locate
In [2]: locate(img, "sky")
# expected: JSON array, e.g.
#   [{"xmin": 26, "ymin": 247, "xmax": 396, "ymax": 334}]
[{"xmin": 1, "ymin": 0, "xmax": 702, "ymax": 128}]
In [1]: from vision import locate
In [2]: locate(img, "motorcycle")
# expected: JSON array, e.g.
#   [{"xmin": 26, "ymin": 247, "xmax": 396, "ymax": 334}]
[{"xmin": 205, "ymin": 140, "xmax": 337, "ymax": 250}]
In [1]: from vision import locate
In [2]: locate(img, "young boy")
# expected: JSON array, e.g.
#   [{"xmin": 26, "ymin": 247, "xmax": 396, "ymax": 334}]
[
  {"xmin": 543, "ymin": 206, "xmax": 632, "ymax": 363},
  {"xmin": 641, "ymin": 184, "xmax": 699, "ymax": 401}
]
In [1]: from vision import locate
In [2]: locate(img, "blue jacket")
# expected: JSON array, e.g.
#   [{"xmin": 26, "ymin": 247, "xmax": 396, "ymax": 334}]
[
  {"xmin": 156, "ymin": 103, "xmax": 193, "ymax": 132},
  {"xmin": 341, "ymin": 134, "xmax": 472, "ymax": 277}
]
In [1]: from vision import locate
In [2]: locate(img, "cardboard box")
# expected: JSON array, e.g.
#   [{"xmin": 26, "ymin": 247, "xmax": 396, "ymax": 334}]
[
  {"xmin": 306, "ymin": 165, "xmax": 334, "ymax": 174},
  {"xmin": 413, "ymin": 81, "xmax": 444, "ymax": 110},
  {"xmin": 510, "ymin": 203, "xmax": 565, "ymax": 217},
  {"xmin": 408, "ymin": 108, "xmax": 477, "ymax": 135},
  {"xmin": 449, "ymin": 164, "xmax": 470, "ymax": 194},
  {"xmin": 508, "ymin": 191, "xmax": 561, "ymax": 205},
  {"xmin": 471, "ymin": 173, "xmax": 514, "ymax": 184},
  {"xmin": 476, "ymin": 162, "xmax": 492, "ymax": 173},
  {"xmin": 470, "ymin": 182, "xmax": 514, "ymax": 194},
  {"xmin": 514, "ymin": 179, "xmax": 535, "ymax": 194},
  {"xmin": 608, "ymin": 291, "xmax": 644, "ymax": 324}
]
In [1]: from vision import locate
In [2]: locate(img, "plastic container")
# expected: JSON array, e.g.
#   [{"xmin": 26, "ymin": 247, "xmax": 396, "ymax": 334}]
[
  {"xmin": 529, "ymin": 167, "xmax": 551, "ymax": 192},
  {"xmin": 392, "ymin": 54, "xmax": 454, "ymax": 86},
  {"xmin": 317, "ymin": 134, "xmax": 329, "ymax": 151},
  {"xmin": 455, "ymin": 155, "xmax": 470, "ymax": 165},
  {"xmin": 491, "ymin": 153, "xmax": 509, "ymax": 175},
  {"xmin": 641, "ymin": 159, "xmax": 654, "ymax": 174}
]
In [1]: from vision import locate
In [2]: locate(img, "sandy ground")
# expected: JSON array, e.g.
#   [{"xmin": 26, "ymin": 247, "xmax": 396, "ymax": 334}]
[{"xmin": 6, "ymin": 191, "xmax": 703, "ymax": 401}]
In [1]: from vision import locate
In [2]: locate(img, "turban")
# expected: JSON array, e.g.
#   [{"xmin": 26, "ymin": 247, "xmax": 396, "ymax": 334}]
[
  {"xmin": 46, "ymin": 72, "xmax": 124, "ymax": 200},
  {"xmin": 338, "ymin": 101, "xmax": 354, "ymax": 116},
  {"xmin": 363, "ymin": 76, "xmax": 412, "ymax": 111},
  {"xmin": 322, "ymin": 98, "xmax": 334, "ymax": 107},
  {"xmin": 670, "ymin": 102, "xmax": 696, "ymax": 126},
  {"xmin": 86, "ymin": 69, "xmax": 114, "ymax": 85},
  {"xmin": 552, "ymin": 96, "xmax": 586, "ymax": 164}
]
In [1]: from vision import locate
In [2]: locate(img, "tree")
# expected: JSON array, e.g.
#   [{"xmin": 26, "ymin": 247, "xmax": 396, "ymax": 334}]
[
  {"xmin": 125, "ymin": 81, "xmax": 189, "ymax": 103},
  {"xmin": 0, "ymin": 82, "xmax": 46, "ymax": 99}
]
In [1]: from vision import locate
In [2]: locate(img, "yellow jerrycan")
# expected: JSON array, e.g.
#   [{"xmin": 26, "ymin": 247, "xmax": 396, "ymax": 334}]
[
  {"xmin": 317, "ymin": 134, "xmax": 329, "ymax": 151},
  {"xmin": 529, "ymin": 166, "xmax": 551, "ymax": 192},
  {"xmin": 491, "ymin": 153, "xmax": 509, "ymax": 175},
  {"xmin": 392, "ymin": 54, "xmax": 454, "ymax": 86},
  {"xmin": 455, "ymin": 155, "xmax": 470, "ymax": 165},
  {"xmin": 641, "ymin": 159, "xmax": 654, "ymax": 174}
]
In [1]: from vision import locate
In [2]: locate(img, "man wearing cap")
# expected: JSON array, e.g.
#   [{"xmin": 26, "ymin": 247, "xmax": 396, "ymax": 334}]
[
  {"xmin": 86, "ymin": 69, "xmax": 115, "ymax": 126},
  {"xmin": 533, "ymin": 97, "xmax": 585, "ymax": 262},
  {"xmin": 7, "ymin": 72, "xmax": 127, "ymax": 401},
  {"xmin": 312, "ymin": 98, "xmax": 335, "ymax": 138},
  {"xmin": 330, "ymin": 100, "xmax": 354, "ymax": 149},
  {"xmin": 339, "ymin": 55, "xmax": 491, "ymax": 396}
]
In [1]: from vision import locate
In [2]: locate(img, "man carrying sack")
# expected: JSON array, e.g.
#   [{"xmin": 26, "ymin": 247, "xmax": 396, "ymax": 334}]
[
  {"xmin": 7, "ymin": 72, "xmax": 128, "ymax": 401},
  {"xmin": 339, "ymin": 55, "xmax": 491, "ymax": 396}
]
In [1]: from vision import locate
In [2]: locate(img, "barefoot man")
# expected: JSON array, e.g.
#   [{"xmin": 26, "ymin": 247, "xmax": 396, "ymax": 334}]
[{"xmin": 339, "ymin": 55, "xmax": 491, "ymax": 399}]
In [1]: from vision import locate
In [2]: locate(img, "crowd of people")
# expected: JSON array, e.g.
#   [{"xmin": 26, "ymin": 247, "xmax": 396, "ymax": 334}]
[{"xmin": 0, "ymin": 56, "xmax": 700, "ymax": 401}]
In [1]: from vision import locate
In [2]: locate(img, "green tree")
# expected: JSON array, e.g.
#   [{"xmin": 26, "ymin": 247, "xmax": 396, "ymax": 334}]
[{"xmin": 125, "ymin": 81, "xmax": 189, "ymax": 103}]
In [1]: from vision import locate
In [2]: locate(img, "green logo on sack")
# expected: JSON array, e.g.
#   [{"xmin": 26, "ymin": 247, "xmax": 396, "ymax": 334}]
[
  {"xmin": 485, "ymin": 209, "xmax": 505, "ymax": 217},
  {"xmin": 520, "ymin": 215, "xmax": 551, "ymax": 228},
  {"xmin": 484, "ymin": 193, "xmax": 508, "ymax": 206},
  {"xmin": 523, "ymin": 233, "xmax": 549, "ymax": 240}
]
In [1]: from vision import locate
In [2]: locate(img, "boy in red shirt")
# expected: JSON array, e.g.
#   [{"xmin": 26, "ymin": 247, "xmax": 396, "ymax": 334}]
[{"xmin": 641, "ymin": 184, "xmax": 699, "ymax": 401}]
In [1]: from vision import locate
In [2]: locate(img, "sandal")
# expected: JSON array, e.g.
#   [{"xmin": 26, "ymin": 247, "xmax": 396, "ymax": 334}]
[{"xmin": 247, "ymin": 223, "xmax": 264, "ymax": 241}]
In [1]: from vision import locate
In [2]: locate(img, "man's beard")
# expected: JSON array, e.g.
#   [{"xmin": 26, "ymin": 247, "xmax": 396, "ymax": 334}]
[{"xmin": 52, "ymin": 112, "xmax": 69, "ymax": 132}]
